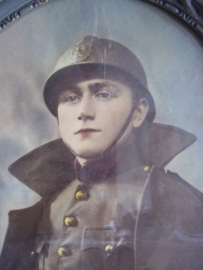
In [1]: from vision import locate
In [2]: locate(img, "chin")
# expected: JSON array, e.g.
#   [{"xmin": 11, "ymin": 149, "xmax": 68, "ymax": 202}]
[{"xmin": 74, "ymin": 147, "xmax": 104, "ymax": 159}]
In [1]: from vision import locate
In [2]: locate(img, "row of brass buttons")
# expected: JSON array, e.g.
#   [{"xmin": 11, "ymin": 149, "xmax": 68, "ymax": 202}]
[
  {"xmin": 57, "ymin": 245, "xmax": 114, "ymax": 257},
  {"xmin": 57, "ymin": 189, "xmax": 87, "ymax": 256},
  {"xmin": 57, "ymin": 186, "xmax": 128, "ymax": 257},
  {"xmin": 32, "ymin": 167, "xmax": 150, "ymax": 259},
  {"xmin": 32, "ymin": 167, "xmax": 151, "ymax": 259}
]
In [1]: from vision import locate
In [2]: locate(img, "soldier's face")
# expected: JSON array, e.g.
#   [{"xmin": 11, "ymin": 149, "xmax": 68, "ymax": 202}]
[{"xmin": 58, "ymin": 78, "xmax": 148, "ymax": 161}]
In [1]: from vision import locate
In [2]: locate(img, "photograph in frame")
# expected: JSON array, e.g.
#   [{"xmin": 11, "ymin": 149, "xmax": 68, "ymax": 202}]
[{"xmin": 0, "ymin": 0, "xmax": 203, "ymax": 269}]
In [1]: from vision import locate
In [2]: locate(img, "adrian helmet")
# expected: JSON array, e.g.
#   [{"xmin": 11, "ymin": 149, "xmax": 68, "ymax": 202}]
[{"xmin": 43, "ymin": 36, "xmax": 155, "ymax": 121}]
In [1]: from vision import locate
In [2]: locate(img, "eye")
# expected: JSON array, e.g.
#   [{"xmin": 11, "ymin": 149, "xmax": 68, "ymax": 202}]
[
  {"xmin": 64, "ymin": 95, "xmax": 80, "ymax": 103},
  {"xmin": 96, "ymin": 92, "xmax": 114, "ymax": 100}
]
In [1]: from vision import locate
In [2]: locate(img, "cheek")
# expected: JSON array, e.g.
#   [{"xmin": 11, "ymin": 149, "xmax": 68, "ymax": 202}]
[
  {"xmin": 106, "ymin": 104, "xmax": 131, "ymax": 122},
  {"xmin": 58, "ymin": 106, "xmax": 67, "ymax": 121},
  {"xmin": 58, "ymin": 109, "xmax": 72, "ymax": 136},
  {"xmin": 99, "ymin": 106, "xmax": 131, "ymax": 135},
  {"xmin": 58, "ymin": 106, "xmax": 74, "ymax": 125}
]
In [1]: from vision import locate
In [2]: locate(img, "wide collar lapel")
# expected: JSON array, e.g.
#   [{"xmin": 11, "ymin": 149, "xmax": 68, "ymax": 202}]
[
  {"xmin": 9, "ymin": 139, "xmax": 76, "ymax": 198},
  {"xmin": 9, "ymin": 123, "xmax": 196, "ymax": 198},
  {"xmin": 138, "ymin": 122, "xmax": 196, "ymax": 168}
]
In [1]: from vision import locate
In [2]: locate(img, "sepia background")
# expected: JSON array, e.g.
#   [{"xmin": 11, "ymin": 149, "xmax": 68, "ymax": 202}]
[{"xmin": 0, "ymin": 0, "xmax": 203, "ymax": 251}]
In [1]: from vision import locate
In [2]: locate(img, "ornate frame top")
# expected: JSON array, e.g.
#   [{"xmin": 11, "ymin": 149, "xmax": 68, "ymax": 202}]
[{"xmin": 0, "ymin": 0, "xmax": 203, "ymax": 38}]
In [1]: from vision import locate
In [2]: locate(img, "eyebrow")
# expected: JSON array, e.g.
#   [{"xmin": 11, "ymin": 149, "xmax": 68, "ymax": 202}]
[
  {"xmin": 89, "ymin": 82, "xmax": 109, "ymax": 94},
  {"xmin": 89, "ymin": 82, "xmax": 122, "ymax": 96},
  {"xmin": 58, "ymin": 86, "xmax": 82, "ymax": 98},
  {"xmin": 59, "ymin": 81, "xmax": 119, "ymax": 99},
  {"xmin": 66, "ymin": 86, "xmax": 82, "ymax": 96},
  {"xmin": 63, "ymin": 82, "xmax": 111, "ymax": 95}
]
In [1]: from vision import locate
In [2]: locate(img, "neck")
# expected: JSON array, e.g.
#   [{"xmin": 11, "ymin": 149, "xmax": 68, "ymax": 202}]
[
  {"xmin": 76, "ymin": 138, "xmax": 141, "ymax": 168},
  {"xmin": 74, "ymin": 141, "xmax": 142, "ymax": 184},
  {"xmin": 76, "ymin": 133, "xmax": 136, "ymax": 166}
]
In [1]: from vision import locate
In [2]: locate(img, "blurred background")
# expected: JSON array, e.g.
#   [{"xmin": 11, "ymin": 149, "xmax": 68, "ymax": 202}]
[{"xmin": 0, "ymin": 0, "xmax": 203, "ymax": 251}]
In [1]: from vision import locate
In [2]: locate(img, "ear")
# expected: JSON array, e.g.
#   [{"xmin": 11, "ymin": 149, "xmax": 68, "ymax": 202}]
[{"xmin": 132, "ymin": 98, "xmax": 149, "ymax": 128}]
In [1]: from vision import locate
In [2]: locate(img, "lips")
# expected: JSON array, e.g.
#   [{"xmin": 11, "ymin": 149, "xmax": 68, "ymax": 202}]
[{"xmin": 75, "ymin": 128, "xmax": 100, "ymax": 135}]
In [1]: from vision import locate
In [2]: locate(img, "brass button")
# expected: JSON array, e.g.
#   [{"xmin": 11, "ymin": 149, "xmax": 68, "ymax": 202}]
[
  {"xmin": 64, "ymin": 216, "xmax": 76, "ymax": 226},
  {"xmin": 58, "ymin": 246, "xmax": 69, "ymax": 257},
  {"xmin": 30, "ymin": 251, "xmax": 35, "ymax": 258},
  {"xmin": 105, "ymin": 244, "xmax": 113, "ymax": 253},
  {"xmin": 143, "ymin": 166, "xmax": 150, "ymax": 172},
  {"xmin": 75, "ymin": 190, "xmax": 87, "ymax": 200}
]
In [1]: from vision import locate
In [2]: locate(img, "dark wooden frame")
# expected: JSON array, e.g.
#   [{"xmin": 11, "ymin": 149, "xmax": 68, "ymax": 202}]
[{"xmin": 0, "ymin": 0, "xmax": 203, "ymax": 38}]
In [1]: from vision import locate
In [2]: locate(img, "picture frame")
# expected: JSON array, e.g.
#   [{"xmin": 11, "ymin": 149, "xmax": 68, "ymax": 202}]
[
  {"xmin": 0, "ymin": 0, "xmax": 203, "ymax": 268},
  {"xmin": 0, "ymin": 0, "xmax": 203, "ymax": 38}
]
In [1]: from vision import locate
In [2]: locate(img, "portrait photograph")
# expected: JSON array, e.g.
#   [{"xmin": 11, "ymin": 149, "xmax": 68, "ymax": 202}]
[{"xmin": 0, "ymin": 0, "xmax": 203, "ymax": 269}]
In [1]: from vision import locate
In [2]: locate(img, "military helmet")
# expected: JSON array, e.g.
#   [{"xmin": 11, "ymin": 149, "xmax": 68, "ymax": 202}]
[{"xmin": 43, "ymin": 36, "xmax": 155, "ymax": 122}]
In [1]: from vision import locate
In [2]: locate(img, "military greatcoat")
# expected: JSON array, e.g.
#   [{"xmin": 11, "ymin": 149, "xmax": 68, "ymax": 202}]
[{"xmin": 1, "ymin": 123, "xmax": 203, "ymax": 270}]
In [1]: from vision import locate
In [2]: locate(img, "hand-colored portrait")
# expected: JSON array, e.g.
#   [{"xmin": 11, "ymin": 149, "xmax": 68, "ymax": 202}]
[{"xmin": 0, "ymin": 0, "xmax": 203, "ymax": 269}]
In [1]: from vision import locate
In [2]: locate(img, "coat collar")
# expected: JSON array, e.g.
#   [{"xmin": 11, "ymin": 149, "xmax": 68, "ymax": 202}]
[{"xmin": 9, "ymin": 123, "xmax": 196, "ymax": 198}]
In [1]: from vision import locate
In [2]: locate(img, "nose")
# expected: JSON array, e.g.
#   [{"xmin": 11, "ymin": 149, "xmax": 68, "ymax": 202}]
[{"xmin": 77, "ymin": 99, "xmax": 95, "ymax": 121}]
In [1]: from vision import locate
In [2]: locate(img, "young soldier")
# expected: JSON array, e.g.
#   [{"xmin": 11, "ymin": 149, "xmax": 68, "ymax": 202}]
[{"xmin": 1, "ymin": 36, "xmax": 203, "ymax": 270}]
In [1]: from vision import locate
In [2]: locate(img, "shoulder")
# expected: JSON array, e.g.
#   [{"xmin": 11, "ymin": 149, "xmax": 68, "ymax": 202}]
[
  {"xmin": 165, "ymin": 169, "xmax": 203, "ymax": 202},
  {"xmin": 149, "ymin": 166, "xmax": 202, "ymax": 196},
  {"xmin": 148, "ymin": 168, "xmax": 203, "ymax": 225},
  {"xmin": 135, "ymin": 167, "xmax": 203, "ymax": 237},
  {"xmin": 143, "ymin": 166, "xmax": 203, "ymax": 211},
  {"xmin": 154, "ymin": 168, "xmax": 203, "ymax": 203}
]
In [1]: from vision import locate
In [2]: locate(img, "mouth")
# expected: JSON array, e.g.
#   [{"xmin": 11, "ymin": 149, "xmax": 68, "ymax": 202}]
[{"xmin": 75, "ymin": 128, "xmax": 100, "ymax": 135}]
